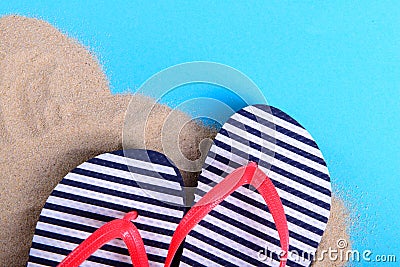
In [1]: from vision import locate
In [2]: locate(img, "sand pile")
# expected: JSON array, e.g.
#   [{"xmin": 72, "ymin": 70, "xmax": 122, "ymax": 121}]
[{"xmin": 0, "ymin": 15, "xmax": 351, "ymax": 266}]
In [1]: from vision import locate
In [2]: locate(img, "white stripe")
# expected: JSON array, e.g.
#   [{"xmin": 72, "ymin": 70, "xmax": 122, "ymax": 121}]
[
  {"xmin": 53, "ymin": 183, "xmax": 183, "ymax": 218},
  {"xmin": 184, "ymin": 224, "xmax": 310, "ymax": 267},
  {"xmin": 197, "ymin": 217, "xmax": 283, "ymax": 256},
  {"xmin": 196, "ymin": 184, "xmax": 320, "ymax": 253},
  {"xmin": 42, "ymin": 205, "xmax": 178, "ymax": 233},
  {"xmin": 41, "ymin": 208, "xmax": 103, "ymax": 228},
  {"xmin": 247, "ymin": 106, "xmax": 314, "ymax": 140},
  {"xmin": 65, "ymin": 171, "xmax": 183, "ymax": 206},
  {"xmin": 196, "ymin": 179, "xmax": 324, "ymax": 243},
  {"xmin": 29, "ymin": 248, "xmax": 108, "ymax": 266},
  {"xmin": 204, "ymin": 158, "xmax": 330, "ymax": 218},
  {"xmin": 46, "ymin": 196, "xmax": 179, "ymax": 231},
  {"xmin": 206, "ymin": 146, "xmax": 332, "ymax": 202},
  {"xmin": 233, "ymin": 112, "xmax": 323, "ymax": 158},
  {"xmin": 78, "ymin": 161, "xmax": 181, "ymax": 190},
  {"xmin": 223, "ymin": 121, "xmax": 328, "ymax": 174},
  {"xmin": 268, "ymin": 169, "xmax": 331, "ymax": 205},
  {"xmin": 35, "ymin": 221, "xmax": 170, "ymax": 256},
  {"xmin": 36, "ymin": 222, "xmax": 103, "ymax": 244},
  {"xmin": 134, "ymin": 214, "xmax": 179, "ymax": 232},
  {"xmin": 184, "ymin": 234, "xmax": 261, "ymax": 266},
  {"xmin": 47, "ymin": 196, "xmax": 125, "ymax": 219},
  {"xmin": 33, "ymin": 235, "xmax": 132, "ymax": 264},
  {"xmin": 98, "ymin": 153, "xmax": 176, "ymax": 175},
  {"xmin": 182, "ymin": 248, "xmax": 225, "ymax": 267},
  {"xmin": 197, "ymin": 171, "xmax": 328, "ymax": 230},
  {"xmin": 27, "ymin": 263, "xmax": 47, "ymax": 267},
  {"xmin": 187, "ymin": 223, "xmax": 310, "ymax": 267},
  {"xmin": 213, "ymin": 135, "xmax": 331, "ymax": 190},
  {"xmin": 149, "ymin": 262, "xmax": 164, "ymax": 267}
]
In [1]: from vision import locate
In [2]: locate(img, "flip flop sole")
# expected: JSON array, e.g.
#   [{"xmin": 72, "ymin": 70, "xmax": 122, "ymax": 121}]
[
  {"xmin": 27, "ymin": 149, "xmax": 185, "ymax": 267},
  {"xmin": 181, "ymin": 105, "xmax": 331, "ymax": 267}
]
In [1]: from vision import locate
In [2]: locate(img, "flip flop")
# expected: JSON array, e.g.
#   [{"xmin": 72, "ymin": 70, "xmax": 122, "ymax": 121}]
[
  {"xmin": 57, "ymin": 211, "xmax": 150, "ymax": 267},
  {"xmin": 27, "ymin": 149, "xmax": 186, "ymax": 266},
  {"xmin": 166, "ymin": 105, "xmax": 332, "ymax": 267}
]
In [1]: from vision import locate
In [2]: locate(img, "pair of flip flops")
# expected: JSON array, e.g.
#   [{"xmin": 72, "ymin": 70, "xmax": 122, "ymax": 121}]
[{"xmin": 28, "ymin": 105, "xmax": 331, "ymax": 267}]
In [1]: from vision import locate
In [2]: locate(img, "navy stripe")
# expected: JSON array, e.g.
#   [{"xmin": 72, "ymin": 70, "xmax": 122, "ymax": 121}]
[
  {"xmin": 196, "ymin": 185, "xmax": 323, "ymax": 236},
  {"xmin": 44, "ymin": 202, "xmax": 115, "ymax": 222},
  {"xmin": 226, "ymin": 180, "xmax": 328, "ymax": 224},
  {"xmin": 270, "ymin": 165, "xmax": 331, "ymax": 196},
  {"xmin": 285, "ymin": 214, "xmax": 324, "ymax": 236},
  {"xmin": 200, "ymin": 194, "xmax": 323, "ymax": 248},
  {"xmin": 134, "ymin": 222, "xmax": 174, "ymax": 240},
  {"xmin": 112, "ymin": 149, "xmax": 185, "ymax": 187},
  {"xmin": 43, "ymin": 202, "xmax": 181, "ymax": 227},
  {"xmin": 207, "ymin": 150, "xmax": 232, "ymax": 166},
  {"xmin": 264, "ymin": 105, "xmax": 304, "ymax": 129},
  {"xmin": 59, "ymin": 178, "xmax": 184, "ymax": 210},
  {"xmin": 226, "ymin": 118, "xmax": 326, "ymax": 166},
  {"xmin": 198, "ymin": 219, "xmax": 310, "ymax": 266},
  {"xmin": 273, "ymin": 153, "xmax": 329, "ymax": 182},
  {"xmin": 39, "ymin": 215, "xmax": 96, "ymax": 233},
  {"xmin": 71, "ymin": 166, "xmax": 184, "ymax": 198},
  {"xmin": 212, "ymin": 140, "xmax": 257, "ymax": 166},
  {"xmin": 184, "ymin": 242, "xmax": 239, "ymax": 266},
  {"xmin": 180, "ymin": 255, "xmax": 208, "ymax": 267},
  {"xmin": 33, "ymin": 228, "xmax": 128, "ymax": 256},
  {"xmin": 203, "ymin": 153, "xmax": 330, "ymax": 210},
  {"xmin": 38, "ymin": 215, "xmax": 174, "ymax": 248},
  {"xmin": 112, "ymin": 149, "xmax": 176, "ymax": 168},
  {"xmin": 28, "ymin": 255, "xmax": 59, "ymax": 266},
  {"xmin": 204, "ymin": 153, "xmax": 330, "ymax": 199},
  {"xmin": 188, "ymin": 229, "xmax": 306, "ymax": 267},
  {"xmin": 205, "ymin": 152, "xmax": 331, "ymax": 210},
  {"xmin": 203, "ymin": 164, "xmax": 225, "ymax": 177},
  {"xmin": 281, "ymin": 198, "xmax": 328, "ymax": 223},
  {"xmin": 196, "ymin": 183, "xmax": 325, "ymax": 234},
  {"xmin": 48, "ymin": 192, "xmax": 182, "ymax": 224},
  {"xmin": 87, "ymin": 157, "xmax": 183, "ymax": 183},
  {"xmin": 34, "ymin": 228, "xmax": 169, "ymax": 264},
  {"xmin": 31, "ymin": 242, "xmax": 132, "ymax": 267},
  {"xmin": 212, "ymin": 139, "xmax": 332, "ymax": 194},
  {"xmin": 214, "ymin": 135, "xmax": 330, "ymax": 182},
  {"xmin": 190, "ymin": 229, "xmax": 265, "ymax": 266},
  {"xmin": 52, "ymin": 190, "xmax": 132, "ymax": 214},
  {"xmin": 199, "ymin": 173, "xmax": 328, "ymax": 224},
  {"xmin": 271, "ymin": 179, "xmax": 330, "ymax": 210},
  {"xmin": 146, "ymin": 253, "xmax": 166, "ymax": 265},
  {"xmin": 237, "ymin": 107, "xmax": 318, "ymax": 149}
]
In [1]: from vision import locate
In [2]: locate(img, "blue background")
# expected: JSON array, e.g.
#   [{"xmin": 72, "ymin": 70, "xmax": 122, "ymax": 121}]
[{"xmin": 1, "ymin": 1, "xmax": 399, "ymax": 265}]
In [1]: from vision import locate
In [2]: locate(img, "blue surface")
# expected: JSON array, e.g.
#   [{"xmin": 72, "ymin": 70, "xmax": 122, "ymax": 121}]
[{"xmin": 1, "ymin": 1, "xmax": 399, "ymax": 265}]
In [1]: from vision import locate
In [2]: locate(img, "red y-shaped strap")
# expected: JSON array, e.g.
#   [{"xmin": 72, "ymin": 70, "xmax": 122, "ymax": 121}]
[
  {"xmin": 58, "ymin": 211, "xmax": 149, "ymax": 267},
  {"xmin": 165, "ymin": 162, "xmax": 289, "ymax": 267}
]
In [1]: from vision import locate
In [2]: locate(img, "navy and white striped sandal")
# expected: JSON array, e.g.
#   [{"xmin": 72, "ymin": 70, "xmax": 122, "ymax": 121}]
[
  {"xmin": 166, "ymin": 105, "xmax": 332, "ymax": 267},
  {"xmin": 27, "ymin": 149, "xmax": 186, "ymax": 267}
]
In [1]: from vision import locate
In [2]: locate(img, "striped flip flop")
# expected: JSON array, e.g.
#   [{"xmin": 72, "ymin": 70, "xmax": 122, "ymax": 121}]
[
  {"xmin": 167, "ymin": 105, "xmax": 332, "ymax": 267},
  {"xmin": 27, "ymin": 149, "xmax": 186, "ymax": 266}
]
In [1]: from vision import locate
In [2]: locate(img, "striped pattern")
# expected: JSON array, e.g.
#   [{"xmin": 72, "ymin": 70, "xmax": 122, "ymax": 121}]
[
  {"xmin": 28, "ymin": 149, "xmax": 185, "ymax": 267},
  {"xmin": 181, "ymin": 105, "xmax": 332, "ymax": 267}
]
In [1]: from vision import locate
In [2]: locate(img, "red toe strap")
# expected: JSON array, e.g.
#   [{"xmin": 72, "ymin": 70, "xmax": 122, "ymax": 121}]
[
  {"xmin": 165, "ymin": 162, "xmax": 289, "ymax": 267},
  {"xmin": 58, "ymin": 211, "xmax": 149, "ymax": 267}
]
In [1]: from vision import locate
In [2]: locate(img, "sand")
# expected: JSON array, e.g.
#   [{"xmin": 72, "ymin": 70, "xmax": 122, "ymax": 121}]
[{"xmin": 0, "ymin": 15, "xmax": 351, "ymax": 266}]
